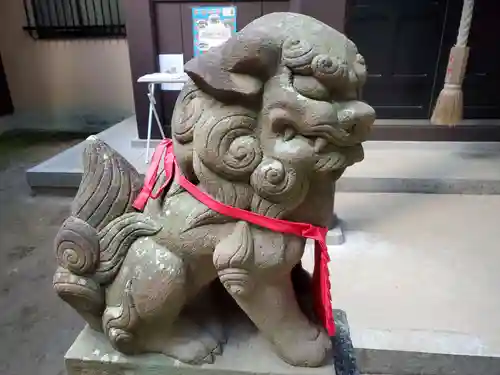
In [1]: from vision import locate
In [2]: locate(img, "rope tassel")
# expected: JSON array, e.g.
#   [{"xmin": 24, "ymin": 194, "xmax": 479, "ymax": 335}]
[{"xmin": 431, "ymin": 0, "xmax": 474, "ymax": 126}]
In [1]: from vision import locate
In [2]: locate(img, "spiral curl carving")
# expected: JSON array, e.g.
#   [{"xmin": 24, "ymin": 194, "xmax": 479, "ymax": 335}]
[
  {"xmin": 282, "ymin": 38, "xmax": 316, "ymax": 75},
  {"xmin": 250, "ymin": 157, "xmax": 309, "ymax": 204},
  {"xmin": 312, "ymin": 54, "xmax": 349, "ymax": 89},
  {"xmin": 55, "ymin": 216, "xmax": 99, "ymax": 276},
  {"xmin": 172, "ymin": 85, "xmax": 212, "ymax": 145},
  {"xmin": 194, "ymin": 108, "xmax": 262, "ymax": 181}
]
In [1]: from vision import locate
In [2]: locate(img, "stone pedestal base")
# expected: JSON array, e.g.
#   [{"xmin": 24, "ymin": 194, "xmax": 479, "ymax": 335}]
[
  {"xmin": 327, "ymin": 225, "xmax": 345, "ymax": 246},
  {"xmin": 328, "ymin": 213, "xmax": 345, "ymax": 246},
  {"xmin": 65, "ymin": 326, "xmax": 337, "ymax": 375}
]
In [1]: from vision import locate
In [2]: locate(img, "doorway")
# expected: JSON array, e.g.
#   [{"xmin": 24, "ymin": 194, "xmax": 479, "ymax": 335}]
[
  {"xmin": 345, "ymin": 0, "xmax": 448, "ymax": 119},
  {"xmin": 346, "ymin": 0, "xmax": 500, "ymax": 120}
]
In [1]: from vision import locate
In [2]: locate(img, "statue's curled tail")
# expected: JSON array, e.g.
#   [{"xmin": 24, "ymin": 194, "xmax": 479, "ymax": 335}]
[{"xmin": 53, "ymin": 137, "xmax": 160, "ymax": 331}]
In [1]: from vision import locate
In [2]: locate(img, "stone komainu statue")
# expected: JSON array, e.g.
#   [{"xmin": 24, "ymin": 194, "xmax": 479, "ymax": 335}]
[{"xmin": 53, "ymin": 12, "xmax": 375, "ymax": 367}]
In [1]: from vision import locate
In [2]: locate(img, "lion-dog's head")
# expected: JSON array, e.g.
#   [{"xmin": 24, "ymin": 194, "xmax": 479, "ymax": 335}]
[{"xmin": 171, "ymin": 12, "xmax": 375, "ymax": 226}]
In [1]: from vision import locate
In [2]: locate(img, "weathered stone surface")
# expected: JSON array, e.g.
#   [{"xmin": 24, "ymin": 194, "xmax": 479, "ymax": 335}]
[
  {"xmin": 66, "ymin": 324, "xmax": 337, "ymax": 375},
  {"xmin": 53, "ymin": 11, "xmax": 374, "ymax": 369}
]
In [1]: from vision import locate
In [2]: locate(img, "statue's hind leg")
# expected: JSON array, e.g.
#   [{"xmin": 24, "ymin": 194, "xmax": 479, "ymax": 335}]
[
  {"xmin": 142, "ymin": 254, "xmax": 224, "ymax": 364},
  {"xmin": 103, "ymin": 237, "xmax": 220, "ymax": 364}
]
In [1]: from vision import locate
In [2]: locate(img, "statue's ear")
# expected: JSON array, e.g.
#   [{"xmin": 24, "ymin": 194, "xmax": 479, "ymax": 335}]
[{"xmin": 184, "ymin": 32, "xmax": 280, "ymax": 102}]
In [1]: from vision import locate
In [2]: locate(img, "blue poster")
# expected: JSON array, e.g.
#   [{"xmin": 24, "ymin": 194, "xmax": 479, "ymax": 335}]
[{"xmin": 192, "ymin": 6, "xmax": 237, "ymax": 57}]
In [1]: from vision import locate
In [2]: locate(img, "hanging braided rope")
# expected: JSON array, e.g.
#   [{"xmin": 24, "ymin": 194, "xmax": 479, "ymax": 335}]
[
  {"xmin": 431, "ymin": 0, "xmax": 475, "ymax": 126},
  {"xmin": 456, "ymin": 0, "xmax": 474, "ymax": 47}
]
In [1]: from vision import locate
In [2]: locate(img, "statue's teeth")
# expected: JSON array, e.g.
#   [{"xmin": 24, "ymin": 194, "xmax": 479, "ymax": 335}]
[
  {"xmin": 283, "ymin": 127, "xmax": 296, "ymax": 141},
  {"xmin": 314, "ymin": 138, "xmax": 328, "ymax": 153}
]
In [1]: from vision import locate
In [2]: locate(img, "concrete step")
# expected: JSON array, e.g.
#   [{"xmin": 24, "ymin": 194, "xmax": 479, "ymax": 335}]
[
  {"xmin": 26, "ymin": 117, "xmax": 500, "ymax": 195},
  {"xmin": 338, "ymin": 141, "xmax": 500, "ymax": 194}
]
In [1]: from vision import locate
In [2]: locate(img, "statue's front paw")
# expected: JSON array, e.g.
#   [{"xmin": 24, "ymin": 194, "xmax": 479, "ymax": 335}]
[{"xmin": 273, "ymin": 325, "xmax": 332, "ymax": 367}]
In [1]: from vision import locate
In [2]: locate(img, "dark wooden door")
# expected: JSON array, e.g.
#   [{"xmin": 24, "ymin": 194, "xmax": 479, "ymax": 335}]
[
  {"xmin": 435, "ymin": 0, "xmax": 500, "ymax": 119},
  {"xmin": 346, "ymin": 0, "xmax": 448, "ymax": 119},
  {"xmin": 262, "ymin": 1, "xmax": 290, "ymax": 14},
  {"xmin": 0, "ymin": 53, "xmax": 13, "ymax": 116}
]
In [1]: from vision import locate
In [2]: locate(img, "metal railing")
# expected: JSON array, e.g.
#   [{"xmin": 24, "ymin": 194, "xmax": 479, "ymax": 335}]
[{"xmin": 23, "ymin": 0, "xmax": 126, "ymax": 39}]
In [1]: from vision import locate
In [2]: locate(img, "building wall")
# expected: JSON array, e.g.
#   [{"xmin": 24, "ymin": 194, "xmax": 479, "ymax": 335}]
[{"xmin": 0, "ymin": 0, "xmax": 134, "ymax": 133}]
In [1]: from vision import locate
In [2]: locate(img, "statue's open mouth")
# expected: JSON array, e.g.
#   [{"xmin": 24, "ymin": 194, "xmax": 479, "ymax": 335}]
[
  {"xmin": 277, "ymin": 124, "xmax": 362, "ymax": 173},
  {"xmin": 281, "ymin": 126, "xmax": 330, "ymax": 153},
  {"xmin": 279, "ymin": 118, "xmax": 361, "ymax": 151}
]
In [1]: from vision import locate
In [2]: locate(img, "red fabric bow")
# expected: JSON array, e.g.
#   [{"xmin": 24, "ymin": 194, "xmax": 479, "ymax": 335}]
[{"xmin": 133, "ymin": 139, "xmax": 335, "ymax": 336}]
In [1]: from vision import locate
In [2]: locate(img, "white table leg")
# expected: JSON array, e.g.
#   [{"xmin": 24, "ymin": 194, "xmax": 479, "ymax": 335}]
[
  {"xmin": 151, "ymin": 99, "xmax": 166, "ymax": 139},
  {"xmin": 145, "ymin": 83, "xmax": 155, "ymax": 164}
]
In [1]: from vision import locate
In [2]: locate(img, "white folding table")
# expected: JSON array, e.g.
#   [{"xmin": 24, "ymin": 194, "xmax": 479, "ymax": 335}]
[{"xmin": 137, "ymin": 72, "xmax": 189, "ymax": 163}]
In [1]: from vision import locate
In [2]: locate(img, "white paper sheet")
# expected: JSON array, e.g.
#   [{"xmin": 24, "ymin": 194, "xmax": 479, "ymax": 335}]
[{"xmin": 158, "ymin": 54, "xmax": 185, "ymax": 91}]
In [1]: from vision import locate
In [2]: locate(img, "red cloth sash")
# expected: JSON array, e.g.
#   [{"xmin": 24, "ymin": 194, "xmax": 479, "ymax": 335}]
[{"xmin": 133, "ymin": 139, "xmax": 335, "ymax": 336}]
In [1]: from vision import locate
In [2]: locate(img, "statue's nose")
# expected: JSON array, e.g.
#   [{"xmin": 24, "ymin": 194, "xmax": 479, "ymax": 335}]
[{"xmin": 337, "ymin": 101, "xmax": 376, "ymax": 132}]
